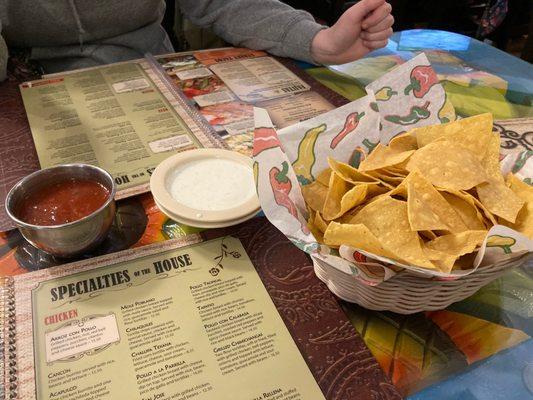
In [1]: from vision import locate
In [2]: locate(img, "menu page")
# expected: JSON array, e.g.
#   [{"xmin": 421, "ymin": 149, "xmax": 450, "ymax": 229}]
[
  {"xmin": 158, "ymin": 50, "xmax": 336, "ymax": 155},
  {"xmin": 209, "ymin": 57, "xmax": 310, "ymax": 103},
  {"xmin": 20, "ymin": 63, "xmax": 205, "ymax": 194},
  {"xmin": 29, "ymin": 237, "xmax": 325, "ymax": 400},
  {"xmin": 257, "ymin": 91, "xmax": 335, "ymax": 129},
  {"xmin": 32, "ymin": 49, "xmax": 338, "ymax": 157}
]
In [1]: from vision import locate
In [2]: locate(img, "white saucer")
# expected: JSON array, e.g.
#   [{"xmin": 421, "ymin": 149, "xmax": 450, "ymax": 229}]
[
  {"xmin": 150, "ymin": 149, "xmax": 260, "ymax": 228},
  {"xmin": 153, "ymin": 197, "xmax": 259, "ymax": 229}
]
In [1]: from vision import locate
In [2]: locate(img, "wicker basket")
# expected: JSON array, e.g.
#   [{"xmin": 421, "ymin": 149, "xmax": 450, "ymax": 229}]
[{"xmin": 313, "ymin": 253, "xmax": 532, "ymax": 314}]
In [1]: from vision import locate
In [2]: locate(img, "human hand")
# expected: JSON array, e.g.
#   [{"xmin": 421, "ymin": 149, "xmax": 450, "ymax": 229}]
[{"xmin": 310, "ymin": 0, "xmax": 394, "ymax": 65}]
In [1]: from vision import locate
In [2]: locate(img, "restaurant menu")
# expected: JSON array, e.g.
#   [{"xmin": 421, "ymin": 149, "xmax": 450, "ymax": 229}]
[
  {"xmin": 18, "ymin": 47, "xmax": 339, "ymax": 201},
  {"xmin": 157, "ymin": 48, "xmax": 336, "ymax": 154},
  {"xmin": 208, "ymin": 57, "xmax": 310, "ymax": 102},
  {"xmin": 20, "ymin": 63, "xmax": 218, "ymax": 197},
  {"xmin": 6, "ymin": 237, "xmax": 326, "ymax": 400}
]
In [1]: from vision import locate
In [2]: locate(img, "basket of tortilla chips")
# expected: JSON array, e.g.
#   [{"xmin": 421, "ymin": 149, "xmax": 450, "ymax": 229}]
[{"xmin": 253, "ymin": 100, "xmax": 533, "ymax": 314}]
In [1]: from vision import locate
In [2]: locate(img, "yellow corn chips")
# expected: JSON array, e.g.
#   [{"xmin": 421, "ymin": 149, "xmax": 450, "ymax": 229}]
[{"xmin": 301, "ymin": 114, "xmax": 531, "ymax": 273}]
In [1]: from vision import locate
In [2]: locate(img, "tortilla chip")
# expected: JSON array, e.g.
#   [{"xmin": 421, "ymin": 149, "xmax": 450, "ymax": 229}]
[
  {"xmin": 507, "ymin": 174, "xmax": 533, "ymax": 200},
  {"xmin": 367, "ymin": 166, "xmax": 409, "ymax": 187},
  {"xmin": 476, "ymin": 178, "xmax": 524, "ymax": 224},
  {"xmin": 365, "ymin": 190, "xmax": 397, "ymax": 206},
  {"xmin": 440, "ymin": 188, "xmax": 497, "ymax": 226},
  {"xmin": 308, "ymin": 222, "xmax": 324, "ymax": 243},
  {"xmin": 368, "ymin": 172, "xmax": 405, "ymax": 186},
  {"xmin": 403, "ymin": 171, "xmax": 468, "ymax": 232},
  {"xmin": 323, "ymin": 172, "xmax": 378, "ymax": 220},
  {"xmin": 480, "ymin": 132, "xmax": 504, "ymax": 182},
  {"xmin": 503, "ymin": 174, "xmax": 533, "ymax": 238},
  {"xmin": 350, "ymin": 196, "xmax": 437, "ymax": 269},
  {"xmin": 314, "ymin": 211, "xmax": 329, "ymax": 233},
  {"xmin": 413, "ymin": 113, "xmax": 493, "ymax": 160},
  {"xmin": 323, "ymin": 172, "xmax": 351, "ymax": 220},
  {"xmin": 307, "ymin": 210, "xmax": 324, "ymax": 243},
  {"xmin": 389, "ymin": 132, "xmax": 418, "ymax": 152},
  {"xmin": 454, "ymin": 252, "xmax": 478, "ymax": 270},
  {"xmin": 324, "ymin": 222, "xmax": 396, "ymax": 259},
  {"xmin": 420, "ymin": 230, "xmax": 438, "ymax": 240},
  {"xmin": 358, "ymin": 144, "xmax": 415, "ymax": 172},
  {"xmin": 316, "ymin": 168, "xmax": 332, "ymax": 186},
  {"xmin": 388, "ymin": 183, "xmax": 407, "ymax": 199},
  {"xmin": 323, "ymin": 168, "xmax": 390, "ymax": 220},
  {"xmin": 426, "ymin": 230, "xmax": 486, "ymax": 254},
  {"xmin": 337, "ymin": 185, "xmax": 372, "ymax": 219},
  {"xmin": 423, "ymin": 247, "xmax": 458, "ymax": 273},
  {"xmin": 335, "ymin": 206, "xmax": 364, "ymax": 224},
  {"xmin": 469, "ymin": 193, "xmax": 498, "ymax": 226},
  {"xmin": 298, "ymin": 114, "xmax": 529, "ymax": 273},
  {"xmin": 374, "ymin": 179, "xmax": 395, "ymax": 190},
  {"xmin": 406, "ymin": 141, "xmax": 488, "ymax": 190},
  {"xmin": 441, "ymin": 191, "xmax": 487, "ymax": 230},
  {"xmin": 328, "ymin": 158, "xmax": 377, "ymax": 184},
  {"xmin": 301, "ymin": 180, "xmax": 328, "ymax": 213},
  {"xmin": 424, "ymin": 230, "xmax": 486, "ymax": 272},
  {"xmin": 380, "ymin": 166, "xmax": 409, "ymax": 177}
]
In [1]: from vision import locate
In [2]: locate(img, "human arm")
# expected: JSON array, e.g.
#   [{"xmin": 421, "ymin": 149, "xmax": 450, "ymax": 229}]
[
  {"xmin": 178, "ymin": 0, "xmax": 324, "ymax": 63},
  {"xmin": 178, "ymin": 0, "xmax": 393, "ymax": 65}
]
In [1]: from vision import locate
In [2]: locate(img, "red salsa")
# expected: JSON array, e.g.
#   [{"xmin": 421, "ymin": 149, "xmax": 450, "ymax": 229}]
[{"xmin": 18, "ymin": 179, "xmax": 110, "ymax": 226}]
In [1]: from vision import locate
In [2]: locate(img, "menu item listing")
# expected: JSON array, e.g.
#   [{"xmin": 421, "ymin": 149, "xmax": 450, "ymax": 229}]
[
  {"xmin": 20, "ymin": 63, "xmax": 209, "ymax": 194},
  {"xmin": 209, "ymin": 57, "xmax": 311, "ymax": 103},
  {"xmin": 258, "ymin": 91, "xmax": 335, "ymax": 129},
  {"xmin": 12, "ymin": 237, "xmax": 326, "ymax": 400}
]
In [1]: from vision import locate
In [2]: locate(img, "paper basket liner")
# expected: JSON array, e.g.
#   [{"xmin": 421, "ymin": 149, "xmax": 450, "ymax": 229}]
[{"xmin": 253, "ymin": 53, "xmax": 533, "ymax": 285}]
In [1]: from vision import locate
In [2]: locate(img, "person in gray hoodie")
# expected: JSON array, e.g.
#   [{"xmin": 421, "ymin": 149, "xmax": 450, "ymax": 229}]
[{"xmin": 0, "ymin": 0, "xmax": 393, "ymax": 79}]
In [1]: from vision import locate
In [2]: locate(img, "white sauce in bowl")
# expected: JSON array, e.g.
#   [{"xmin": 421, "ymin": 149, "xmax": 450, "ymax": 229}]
[{"xmin": 168, "ymin": 158, "xmax": 256, "ymax": 211}]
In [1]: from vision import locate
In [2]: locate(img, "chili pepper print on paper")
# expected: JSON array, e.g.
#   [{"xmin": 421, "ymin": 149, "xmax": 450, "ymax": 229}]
[
  {"xmin": 375, "ymin": 86, "xmax": 397, "ymax": 101},
  {"xmin": 330, "ymin": 112, "xmax": 365, "ymax": 149},
  {"xmin": 253, "ymin": 107, "xmax": 324, "ymax": 245},
  {"xmin": 252, "ymin": 126, "xmax": 283, "ymax": 157},
  {"xmin": 485, "ymin": 235, "xmax": 516, "ymax": 254},
  {"xmin": 366, "ymin": 53, "xmax": 455, "ymax": 143},
  {"xmin": 292, "ymin": 123, "xmax": 327, "ymax": 185},
  {"xmin": 511, "ymin": 151, "xmax": 533, "ymax": 174},
  {"xmin": 404, "ymin": 65, "xmax": 439, "ymax": 98},
  {"xmin": 437, "ymin": 96, "xmax": 455, "ymax": 123},
  {"xmin": 349, "ymin": 139, "xmax": 378, "ymax": 168},
  {"xmin": 384, "ymin": 102, "xmax": 431, "ymax": 125},
  {"xmin": 269, "ymin": 161, "xmax": 310, "ymax": 234}
]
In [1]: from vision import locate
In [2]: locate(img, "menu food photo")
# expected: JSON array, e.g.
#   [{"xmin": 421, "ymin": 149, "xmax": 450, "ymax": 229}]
[{"xmin": 1, "ymin": 43, "xmax": 532, "ymax": 400}]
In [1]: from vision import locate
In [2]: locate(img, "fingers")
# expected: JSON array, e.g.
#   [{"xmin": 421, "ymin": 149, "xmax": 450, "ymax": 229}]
[
  {"xmin": 344, "ymin": 0, "xmax": 386, "ymax": 22},
  {"xmin": 365, "ymin": 14, "xmax": 394, "ymax": 33},
  {"xmin": 361, "ymin": 27, "xmax": 393, "ymax": 41},
  {"xmin": 362, "ymin": 39, "xmax": 389, "ymax": 50},
  {"xmin": 362, "ymin": 2, "xmax": 392, "ymax": 29}
]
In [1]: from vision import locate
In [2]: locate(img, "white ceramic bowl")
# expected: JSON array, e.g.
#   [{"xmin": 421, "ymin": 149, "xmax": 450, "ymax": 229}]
[{"xmin": 150, "ymin": 149, "xmax": 260, "ymax": 228}]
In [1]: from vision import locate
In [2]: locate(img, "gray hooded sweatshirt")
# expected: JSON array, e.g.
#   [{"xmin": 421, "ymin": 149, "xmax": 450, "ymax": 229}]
[{"xmin": 0, "ymin": 0, "xmax": 324, "ymax": 78}]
